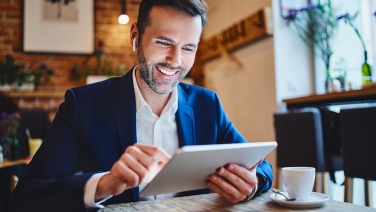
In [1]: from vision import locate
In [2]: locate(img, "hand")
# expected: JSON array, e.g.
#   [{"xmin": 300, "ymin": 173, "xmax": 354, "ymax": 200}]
[
  {"xmin": 95, "ymin": 143, "xmax": 171, "ymax": 201},
  {"xmin": 206, "ymin": 159, "xmax": 264, "ymax": 203}
]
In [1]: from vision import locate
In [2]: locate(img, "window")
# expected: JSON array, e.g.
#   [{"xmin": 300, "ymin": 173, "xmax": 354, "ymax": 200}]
[{"xmin": 361, "ymin": 0, "xmax": 376, "ymax": 82}]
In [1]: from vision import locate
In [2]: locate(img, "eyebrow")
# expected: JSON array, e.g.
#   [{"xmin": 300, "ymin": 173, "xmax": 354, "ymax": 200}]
[{"xmin": 155, "ymin": 36, "xmax": 198, "ymax": 48}]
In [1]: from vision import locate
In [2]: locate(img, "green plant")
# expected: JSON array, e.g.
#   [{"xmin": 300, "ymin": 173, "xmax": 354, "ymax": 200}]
[
  {"xmin": 70, "ymin": 41, "xmax": 127, "ymax": 82},
  {"xmin": 0, "ymin": 54, "xmax": 54, "ymax": 91},
  {"xmin": 286, "ymin": 0, "xmax": 338, "ymax": 78},
  {"xmin": 29, "ymin": 64, "xmax": 54, "ymax": 91},
  {"xmin": 0, "ymin": 54, "xmax": 22, "ymax": 86},
  {"xmin": 0, "ymin": 112, "xmax": 19, "ymax": 136},
  {"xmin": 332, "ymin": 57, "xmax": 347, "ymax": 89},
  {"xmin": 337, "ymin": 12, "xmax": 366, "ymax": 52}
]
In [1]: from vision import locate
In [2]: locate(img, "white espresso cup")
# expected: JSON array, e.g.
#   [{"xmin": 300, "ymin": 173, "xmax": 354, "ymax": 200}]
[{"xmin": 282, "ymin": 167, "xmax": 315, "ymax": 201}]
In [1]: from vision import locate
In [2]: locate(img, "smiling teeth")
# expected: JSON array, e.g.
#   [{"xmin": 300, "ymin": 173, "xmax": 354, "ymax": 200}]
[{"xmin": 158, "ymin": 67, "xmax": 176, "ymax": 76}]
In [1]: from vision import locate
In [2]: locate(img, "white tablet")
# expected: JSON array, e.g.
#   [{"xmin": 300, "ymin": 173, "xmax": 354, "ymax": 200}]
[{"xmin": 139, "ymin": 141, "xmax": 277, "ymax": 197}]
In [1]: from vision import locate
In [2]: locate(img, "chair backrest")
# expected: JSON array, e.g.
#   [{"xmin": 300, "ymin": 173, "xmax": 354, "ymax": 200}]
[
  {"xmin": 274, "ymin": 108, "xmax": 327, "ymax": 172},
  {"xmin": 340, "ymin": 106, "xmax": 376, "ymax": 181},
  {"xmin": 19, "ymin": 109, "xmax": 51, "ymax": 139},
  {"xmin": 17, "ymin": 109, "xmax": 51, "ymax": 157}
]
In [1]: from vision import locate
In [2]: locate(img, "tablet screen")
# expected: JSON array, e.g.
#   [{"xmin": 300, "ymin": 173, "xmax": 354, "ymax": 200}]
[{"xmin": 140, "ymin": 141, "xmax": 277, "ymax": 197}]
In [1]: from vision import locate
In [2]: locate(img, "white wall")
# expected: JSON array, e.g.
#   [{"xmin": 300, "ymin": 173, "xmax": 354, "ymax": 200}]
[
  {"xmin": 315, "ymin": 0, "xmax": 364, "ymax": 93},
  {"xmin": 203, "ymin": 0, "xmax": 276, "ymax": 186},
  {"xmin": 203, "ymin": 0, "xmax": 314, "ymax": 187},
  {"xmin": 272, "ymin": 0, "xmax": 315, "ymax": 106}
]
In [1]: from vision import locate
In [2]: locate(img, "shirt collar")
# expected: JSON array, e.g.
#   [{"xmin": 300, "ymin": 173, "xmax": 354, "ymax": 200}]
[{"xmin": 132, "ymin": 66, "xmax": 178, "ymax": 115}]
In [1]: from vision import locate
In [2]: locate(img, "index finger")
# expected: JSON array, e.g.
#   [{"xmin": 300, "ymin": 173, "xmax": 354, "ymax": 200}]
[{"xmin": 134, "ymin": 143, "xmax": 171, "ymax": 164}]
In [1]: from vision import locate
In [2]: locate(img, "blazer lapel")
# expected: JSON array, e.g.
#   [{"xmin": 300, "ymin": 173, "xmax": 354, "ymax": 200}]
[
  {"xmin": 111, "ymin": 69, "xmax": 140, "ymax": 201},
  {"xmin": 112, "ymin": 69, "xmax": 137, "ymax": 151},
  {"xmin": 176, "ymin": 85, "xmax": 196, "ymax": 147}
]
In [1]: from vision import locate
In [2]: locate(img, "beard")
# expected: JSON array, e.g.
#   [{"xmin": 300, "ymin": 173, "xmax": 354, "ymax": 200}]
[{"xmin": 137, "ymin": 46, "xmax": 188, "ymax": 94}]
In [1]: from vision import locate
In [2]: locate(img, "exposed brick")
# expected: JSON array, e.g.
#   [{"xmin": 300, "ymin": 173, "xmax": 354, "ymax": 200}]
[
  {"xmin": 1, "ymin": 0, "xmax": 205, "ymax": 88},
  {"xmin": 0, "ymin": 0, "xmax": 143, "ymax": 88}
]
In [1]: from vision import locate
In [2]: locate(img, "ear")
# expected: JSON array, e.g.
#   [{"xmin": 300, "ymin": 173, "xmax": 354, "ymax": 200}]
[{"xmin": 130, "ymin": 23, "xmax": 139, "ymax": 48}]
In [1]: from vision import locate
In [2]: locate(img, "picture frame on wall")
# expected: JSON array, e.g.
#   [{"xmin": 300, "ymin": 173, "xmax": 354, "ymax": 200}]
[{"xmin": 23, "ymin": 0, "xmax": 94, "ymax": 54}]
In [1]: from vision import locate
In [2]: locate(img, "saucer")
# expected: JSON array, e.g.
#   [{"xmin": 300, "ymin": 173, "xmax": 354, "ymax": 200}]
[{"xmin": 270, "ymin": 191, "xmax": 330, "ymax": 208}]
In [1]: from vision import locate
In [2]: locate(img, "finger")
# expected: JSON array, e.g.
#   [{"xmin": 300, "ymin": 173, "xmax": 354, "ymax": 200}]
[
  {"xmin": 119, "ymin": 154, "xmax": 151, "ymax": 186},
  {"xmin": 208, "ymin": 173, "xmax": 245, "ymax": 201},
  {"xmin": 125, "ymin": 146, "xmax": 157, "ymax": 170},
  {"xmin": 205, "ymin": 176, "xmax": 244, "ymax": 204},
  {"xmin": 111, "ymin": 160, "xmax": 141, "ymax": 189},
  {"xmin": 127, "ymin": 144, "xmax": 171, "ymax": 181},
  {"xmin": 134, "ymin": 143, "xmax": 171, "ymax": 164},
  {"xmin": 216, "ymin": 165, "xmax": 254, "ymax": 195}
]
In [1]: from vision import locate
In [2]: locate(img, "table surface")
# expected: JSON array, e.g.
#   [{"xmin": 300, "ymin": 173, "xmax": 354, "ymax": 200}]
[
  {"xmin": 0, "ymin": 158, "xmax": 31, "ymax": 169},
  {"xmin": 101, "ymin": 190, "xmax": 376, "ymax": 212}
]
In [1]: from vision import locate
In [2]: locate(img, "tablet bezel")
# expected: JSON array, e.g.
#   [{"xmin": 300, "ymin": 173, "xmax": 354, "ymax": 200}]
[{"xmin": 139, "ymin": 141, "xmax": 277, "ymax": 197}]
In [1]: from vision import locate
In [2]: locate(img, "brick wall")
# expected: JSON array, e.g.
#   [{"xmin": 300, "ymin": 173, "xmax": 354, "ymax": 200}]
[
  {"xmin": 0, "ymin": 0, "xmax": 141, "ymax": 89},
  {"xmin": 0, "ymin": 0, "xmax": 204, "ymax": 90}
]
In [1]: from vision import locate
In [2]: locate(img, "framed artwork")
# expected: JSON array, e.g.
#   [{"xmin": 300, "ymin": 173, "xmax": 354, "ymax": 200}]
[{"xmin": 23, "ymin": 0, "xmax": 94, "ymax": 54}]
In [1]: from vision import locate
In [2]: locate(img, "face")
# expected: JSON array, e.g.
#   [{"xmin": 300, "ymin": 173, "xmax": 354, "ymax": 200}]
[{"xmin": 134, "ymin": 6, "xmax": 202, "ymax": 94}]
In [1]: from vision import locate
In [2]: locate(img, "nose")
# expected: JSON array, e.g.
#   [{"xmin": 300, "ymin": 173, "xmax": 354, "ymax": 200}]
[{"xmin": 165, "ymin": 47, "xmax": 182, "ymax": 67}]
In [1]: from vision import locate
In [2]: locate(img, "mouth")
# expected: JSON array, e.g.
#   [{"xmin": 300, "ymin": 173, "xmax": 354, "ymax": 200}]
[{"xmin": 156, "ymin": 66, "xmax": 178, "ymax": 76}]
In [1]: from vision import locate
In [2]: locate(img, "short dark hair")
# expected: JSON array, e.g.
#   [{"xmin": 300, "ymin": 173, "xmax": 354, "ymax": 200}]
[{"xmin": 137, "ymin": 0, "xmax": 208, "ymax": 39}]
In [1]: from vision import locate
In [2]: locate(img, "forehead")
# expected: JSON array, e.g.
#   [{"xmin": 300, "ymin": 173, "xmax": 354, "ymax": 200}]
[{"xmin": 144, "ymin": 6, "xmax": 202, "ymax": 42}]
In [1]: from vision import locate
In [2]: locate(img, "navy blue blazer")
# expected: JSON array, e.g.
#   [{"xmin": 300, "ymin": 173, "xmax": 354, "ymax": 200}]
[{"xmin": 10, "ymin": 69, "xmax": 272, "ymax": 212}]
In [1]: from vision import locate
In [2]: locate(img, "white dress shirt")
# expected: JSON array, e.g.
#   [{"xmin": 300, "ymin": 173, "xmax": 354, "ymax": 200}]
[{"xmin": 84, "ymin": 67, "xmax": 180, "ymax": 208}]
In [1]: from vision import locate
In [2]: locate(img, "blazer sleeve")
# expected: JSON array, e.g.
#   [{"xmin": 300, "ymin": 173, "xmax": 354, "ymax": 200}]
[
  {"xmin": 255, "ymin": 160, "xmax": 273, "ymax": 195},
  {"xmin": 9, "ymin": 89, "xmax": 95, "ymax": 212},
  {"xmin": 213, "ymin": 92, "xmax": 273, "ymax": 196}
]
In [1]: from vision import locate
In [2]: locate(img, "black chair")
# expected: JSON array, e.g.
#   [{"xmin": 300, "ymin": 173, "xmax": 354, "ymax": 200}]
[
  {"xmin": 274, "ymin": 107, "xmax": 343, "ymax": 196},
  {"xmin": 340, "ymin": 106, "xmax": 376, "ymax": 207},
  {"xmin": 18, "ymin": 108, "xmax": 51, "ymax": 157},
  {"xmin": 0, "ymin": 109, "xmax": 51, "ymax": 211}
]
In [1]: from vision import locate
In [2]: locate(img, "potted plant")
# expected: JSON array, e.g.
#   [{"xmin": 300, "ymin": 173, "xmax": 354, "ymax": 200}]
[
  {"xmin": 0, "ymin": 54, "xmax": 54, "ymax": 91},
  {"xmin": 69, "ymin": 41, "xmax": 127, "ymax": 84},
  {"xmin": 286, "ymin": 0, "xmax": 338, "ymax": 92},
  {"xmin": 337, "ymin": 12, "xmax": 372, "ymax": 86},
  {"xmin": 0, "ymin": 54, "xmax": 22, "ymax": 91}
]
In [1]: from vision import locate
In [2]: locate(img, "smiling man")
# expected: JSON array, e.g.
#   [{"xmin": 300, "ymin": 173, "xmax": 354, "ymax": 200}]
[{"xmin": 10, "ymin": 1, "xmax": 272, "ymax": 211}]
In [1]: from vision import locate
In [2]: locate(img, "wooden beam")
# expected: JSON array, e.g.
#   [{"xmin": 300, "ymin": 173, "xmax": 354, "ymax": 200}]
[{"xmin": 199, "ymin": 7, "xmax": 273, "ymax": 62}]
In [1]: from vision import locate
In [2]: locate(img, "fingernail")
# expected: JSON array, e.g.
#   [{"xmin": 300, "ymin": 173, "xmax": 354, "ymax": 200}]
[
  {"xmin": 228, "ymin": 165, "xmax": 234, "ymax": 170},
  {"xmin": 210, "ymin": 175, "xmax": 218, "ymax": 181},
  {"xmin": 217, "ymin": 168, "xmax": 224, "ymax": 174}
]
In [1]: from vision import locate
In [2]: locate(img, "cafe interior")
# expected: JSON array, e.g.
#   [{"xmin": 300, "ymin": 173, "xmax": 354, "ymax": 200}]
[{"xmin": 0, "ymin": 0, "xmax": 375, "ymax": 210}]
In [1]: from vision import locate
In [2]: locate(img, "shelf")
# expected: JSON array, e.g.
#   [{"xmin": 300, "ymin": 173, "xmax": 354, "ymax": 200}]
[
  {"xmin": 5, "ymin": 90, "xmax": 66, "ymax": 99},
  {"xmin": 283, "ymin": 87, "xmax": 376, "ymax": 109}
]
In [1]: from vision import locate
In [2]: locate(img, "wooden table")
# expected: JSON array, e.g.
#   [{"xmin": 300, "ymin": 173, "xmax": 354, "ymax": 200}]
[
  {"xmin": 283, "ymin": 87, "xmax": 376, "ymax": 109},
  {"xmin": 101, "ymin": 191, "xmax": 376, "ymax": 211},
  {"xmin": 0, "ymin": 158, "xmax": 31, "ymax": 169}
]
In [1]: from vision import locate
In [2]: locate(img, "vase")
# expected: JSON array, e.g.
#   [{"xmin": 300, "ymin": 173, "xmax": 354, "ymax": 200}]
[
  {"xmin": 8, "ymin": 134, "xmax": 19, "ymax": 161},
  {"xmin": 362, "ymin": 51, "xmax": 372, "ymax": 85},
  {"xmin": 324, "ymin": 68, "xmax": 332, "ymax": 93}
]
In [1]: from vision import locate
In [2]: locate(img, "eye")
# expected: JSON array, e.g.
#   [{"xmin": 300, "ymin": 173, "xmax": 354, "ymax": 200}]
[
  {"xmin": 156, "ymin": 40, "xmax": 171, "ymax": 46},
  {"xmin": 182, "ymin": 46, "xmax": 196, "ymax": 53}
]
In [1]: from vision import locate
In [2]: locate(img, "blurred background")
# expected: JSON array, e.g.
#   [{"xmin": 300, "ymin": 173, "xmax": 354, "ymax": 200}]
[{"xmin": 0, "ymin": 0, "xmax": 375, "ymax": 210}]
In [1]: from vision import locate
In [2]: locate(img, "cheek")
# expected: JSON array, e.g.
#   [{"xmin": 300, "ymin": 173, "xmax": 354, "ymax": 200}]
[
  {"xmin": 141, "ymin": 46, "xmax": 165, "ymax": 62},
  {"xmin": 183, "ymin": 54, "xmax": 196, "ymax": 69}
]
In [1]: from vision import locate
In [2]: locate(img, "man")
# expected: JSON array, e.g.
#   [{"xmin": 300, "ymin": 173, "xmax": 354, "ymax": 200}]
[{"xmin": 10, "ymin": 0, "xmax": 272, "ymax": 211}]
